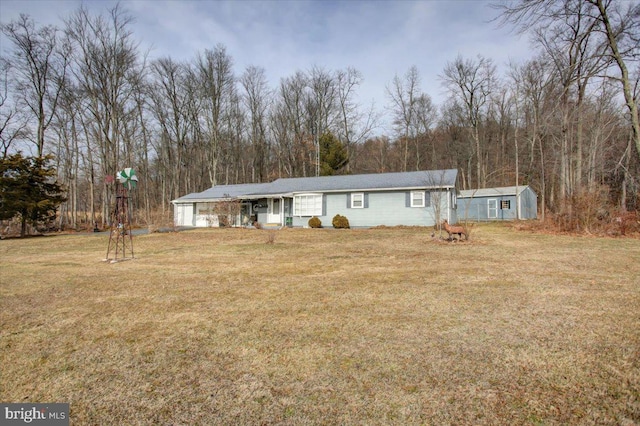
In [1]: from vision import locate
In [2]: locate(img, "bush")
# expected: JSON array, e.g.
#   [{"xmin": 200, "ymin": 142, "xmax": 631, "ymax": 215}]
[
  {"xmin": 308, "ymin": 216, "xmax": 322, "ymax": 228},
  {"xmin": 332, "ymin": 214, "xmax": 350, "ymax": 229}
]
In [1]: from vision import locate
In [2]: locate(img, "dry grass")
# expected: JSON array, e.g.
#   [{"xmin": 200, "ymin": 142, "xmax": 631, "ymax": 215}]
[{"xmin": 1, "ymin": 224, "xmax": 639, "ymax": 425}]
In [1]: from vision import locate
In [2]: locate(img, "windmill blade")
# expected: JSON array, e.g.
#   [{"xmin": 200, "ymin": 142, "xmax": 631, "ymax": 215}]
[
  {"xmin": 126, "ymin": 178, "xmax": 138, "ymax": 189},
  {"xmin": 116, "ymin": 170, "xmax": 127, "ymax": 183},
  {"xmin": 116, "ymin": 168, "xmax": 138, "ymax": 189}
]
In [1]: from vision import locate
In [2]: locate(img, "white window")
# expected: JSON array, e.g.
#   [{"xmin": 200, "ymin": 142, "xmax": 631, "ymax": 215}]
[
  {"xmin": 293, "ymin": 193, "xmax": 323, "ymax": 216},
  {"xmin": 351, "ymin": 192, "xmax": 364, "ymax": 208},
  {"xmin": 410, "ymin": 191, "xmax": 425, "ymax": 207}
]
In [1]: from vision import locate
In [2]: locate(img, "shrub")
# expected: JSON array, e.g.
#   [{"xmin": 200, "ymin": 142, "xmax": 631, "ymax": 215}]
[
  {"xmin": 308, "ymin": 216, "xmax": 322, "ymax": 228},
  {"xmin": 332, "ymin": 214, "xmax": 350, "ymax": 229}
]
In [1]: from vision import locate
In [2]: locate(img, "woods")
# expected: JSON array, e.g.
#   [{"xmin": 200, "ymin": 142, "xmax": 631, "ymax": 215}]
[{"xmin": 0, "ymin": 1, "xmax": 638, "ymax": 231}]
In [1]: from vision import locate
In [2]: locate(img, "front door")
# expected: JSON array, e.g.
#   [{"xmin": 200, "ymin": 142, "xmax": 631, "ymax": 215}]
[{"xmin": 267, "ymin": 198, "xmax": 281, "ymax": 224}]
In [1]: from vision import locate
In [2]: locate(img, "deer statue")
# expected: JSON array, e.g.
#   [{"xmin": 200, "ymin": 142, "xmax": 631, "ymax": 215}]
[{"xmin": 442, "ymin": 219, "xmax": 467, "ymax": 241}]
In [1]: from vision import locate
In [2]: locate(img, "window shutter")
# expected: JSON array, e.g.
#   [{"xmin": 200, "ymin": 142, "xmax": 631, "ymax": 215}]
[
  {"xmin": 322, "ymin": 195, "xmax": 327, "ymax": 216},
  {"xmin": 405, "ymin": 192, "xmax": 411, "ymax": 207},
  {"xmin": 346, "ymin": 193, "xmax": 351, "ymax": 209},
  {"xmin": 425, "ymin": 191, "xmax": 431, "ymax": 207},
  {"xmin": 364, "ymin": 193, "xmax": 369, "ymax": 208}
]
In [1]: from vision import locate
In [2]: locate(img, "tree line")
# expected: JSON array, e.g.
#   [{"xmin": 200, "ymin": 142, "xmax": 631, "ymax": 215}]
[{"xmin": 1, "ymin": 0, "xmax": 638, "ymax": 231}]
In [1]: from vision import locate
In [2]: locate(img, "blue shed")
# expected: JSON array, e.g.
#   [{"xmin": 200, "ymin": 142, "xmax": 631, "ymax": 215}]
[{"xmin": 458, "ymin": 186, "xmax": 537, "ymax": 221}]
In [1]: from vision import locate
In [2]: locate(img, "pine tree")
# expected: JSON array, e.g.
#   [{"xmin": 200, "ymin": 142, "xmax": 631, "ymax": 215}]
[
  {"xmin": 319, "ymin": 132, "xmax": 349, "ymax": 176},
  {"xmin": 0, "ymin": 154, "xmax": 66, "ymax": 237}
]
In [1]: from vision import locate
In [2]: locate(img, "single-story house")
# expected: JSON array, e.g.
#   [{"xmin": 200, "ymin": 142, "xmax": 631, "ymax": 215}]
[
  {"xmin": 458, "ymin": 185, "xmax": 538, "ymax": 221},
  {"xmin": 171, "ymin": 169, "xmax": 460, "ymax": 228}
]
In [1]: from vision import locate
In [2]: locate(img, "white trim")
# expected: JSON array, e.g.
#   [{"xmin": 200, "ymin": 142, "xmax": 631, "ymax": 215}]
[
  {"xmin": 351, "ymin": 192, "xmax": 364, "ymax": 208},
  {"xmin": 410, "ymin": 191, "xmax": 425, "ymax": 207},
  {"xmin": 267, "ymin": 198, "xmax": 282, "ymax": 223},
  {"xmin": 293, "ymin": 193, "xmax": 323, "ymax": 217},
  {"xmin": 488, "ymin": 199, "xmax": 498, "ymax": 219}
]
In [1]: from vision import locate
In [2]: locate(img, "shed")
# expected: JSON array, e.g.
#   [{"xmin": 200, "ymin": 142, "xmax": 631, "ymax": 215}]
[{"xmin": 458, "ymin": 186, "xmax": 537, "ymax": 221}]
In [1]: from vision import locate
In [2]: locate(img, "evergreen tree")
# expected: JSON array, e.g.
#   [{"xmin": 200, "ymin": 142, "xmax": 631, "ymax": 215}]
[
  {"xmin": 0, "ymin": 154, "xmax": 66, "ymax": 237},
  {"xmin": 319, "ymin": 132, "xmax": 349, "ymax": 176}
]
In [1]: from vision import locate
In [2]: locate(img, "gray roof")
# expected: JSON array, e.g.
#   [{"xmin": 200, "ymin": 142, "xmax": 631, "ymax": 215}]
[
  {"xmin": 173, "ymin": 183, "xmax": 271, "ymax": 202},
  {"xmin": 172, "ymin": 169, "xmax": 458, "ymax": 203},
  {"xmin": 459, "ymin": 185, "xmax": 532, "ymax": 198}
]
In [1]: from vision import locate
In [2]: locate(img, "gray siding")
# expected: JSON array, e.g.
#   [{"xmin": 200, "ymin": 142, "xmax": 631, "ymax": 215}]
[{"xmin": 520, "ymin": 187, "xmax": 538, "ymax": 219}]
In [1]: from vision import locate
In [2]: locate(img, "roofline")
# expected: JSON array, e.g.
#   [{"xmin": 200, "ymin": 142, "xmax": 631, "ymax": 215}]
[
  {"xmin": 458, "ymin": 185, "xmax": 531, "ymax": 198},
  {"xmin": 172, "ymin": 184, "xmax": 457, "ymax": 203}
]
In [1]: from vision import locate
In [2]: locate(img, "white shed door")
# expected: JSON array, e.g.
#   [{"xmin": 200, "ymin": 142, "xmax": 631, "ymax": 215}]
[{"xmin": 488, "ymin": 199, "xmax": 498, "ymax": 219}]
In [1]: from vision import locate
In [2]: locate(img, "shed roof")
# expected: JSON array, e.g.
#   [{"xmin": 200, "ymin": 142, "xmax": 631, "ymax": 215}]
[
  {"xmin": 172, "ymin": 169, "xmax": 458, "ymax": 203},
  {"xmin": 459, "ymin": 185, "xmax": 533, "ymax": 198}
]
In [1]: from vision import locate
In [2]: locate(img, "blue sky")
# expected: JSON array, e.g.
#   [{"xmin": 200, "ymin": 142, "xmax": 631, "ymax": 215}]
[{"xmin": 1, "ymin": 0, "xmax": 531, "ymax": 132}]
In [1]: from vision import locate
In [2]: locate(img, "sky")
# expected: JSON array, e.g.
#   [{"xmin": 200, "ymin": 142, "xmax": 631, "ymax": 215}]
[{"xmin": 0, "ymin": 0, "xmax": 531, "ymax": 133}]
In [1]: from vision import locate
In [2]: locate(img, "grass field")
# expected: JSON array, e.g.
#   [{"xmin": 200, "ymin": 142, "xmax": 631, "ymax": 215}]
[{"xmin": 1, "ymin": 224, "xmax": 639, "ymax": 425}]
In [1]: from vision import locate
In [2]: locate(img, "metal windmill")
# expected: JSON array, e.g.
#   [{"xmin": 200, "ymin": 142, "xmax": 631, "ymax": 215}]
[{"xmin": 105, "ymin": 168, "xmax": 138, "ymax": 263}]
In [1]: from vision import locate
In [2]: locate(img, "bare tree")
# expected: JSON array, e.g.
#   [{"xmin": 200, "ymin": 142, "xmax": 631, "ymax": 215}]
[
  {"xmin": 149, "ymin": 57, "xmax": 192, "ymax": 207},
  {"xmin": 534, "ymin": 2, "xmax": 608, "ymax": 199},
  {"xmin": 220, "ymin": 85, "xmax": 246, "ymax": 184},
  {"xmin": 195, "ymin": 45, "xmax": 235, "ymax": 186},
  {"xmin": 273, "ymin": 71, "xmax": 309, "ymax": 177},
  {"xmin": 441, "ymin": 55, "xmax": 496, "ymax": 187},
  {"xmin": 65, "ymin": 4, "xmax": 143, "ymax": 224},
  {"xmin": 439, "ymin": 99, "xmax": 472, "ymax": 189},
  {"xmin": 51, "ymin": 75, "xmax": 82, "ymax": 229},
  {"xmin": 334, "ymin": 67, "xmax": 377, "ymax": 173},
  {"xmin": 1, "ymin": 14, "xmax": 69, "ymax": 157},
  {"xmin": 412, "ymin": 93, "xmax": 437, "ymax": 170},
  {"xmin": 0, "ymin": 57, "xmax": 28, "ymax": 158},
  {"xmin": 387, "ymin": 66, "xmax": 420, "ymax": 172},
  {"xmin": 306, "ymin": 66, "xmax": 336, "ymax": 176},
  {"xmin": 587, "ymin": 0, "xmax": 640, "ymax": 161},
  {"xmin": 496, "ymin": 0, "xmax": 640, "ymax": 209},
  {"xmin": 240, "ymin": 65, "xmax": 271, "ymax": 182}
]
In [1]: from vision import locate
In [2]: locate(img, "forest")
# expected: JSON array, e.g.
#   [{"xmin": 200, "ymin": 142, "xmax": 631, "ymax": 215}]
[{"xmin": 1, "ymin": 0, "xmax": 638, "ymax": 231}]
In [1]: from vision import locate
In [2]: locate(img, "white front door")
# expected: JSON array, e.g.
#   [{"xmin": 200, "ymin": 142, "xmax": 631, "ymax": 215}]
[
  {"xmin": 267, "ymin": 198, "xmax": 281, "ymax": 223},
  {"xmin": 488, "ymin": 199, "xmax": 498, "ymax": 219}
]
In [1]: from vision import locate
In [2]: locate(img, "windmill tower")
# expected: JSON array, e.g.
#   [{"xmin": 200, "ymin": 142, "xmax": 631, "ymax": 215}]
[{"xmin": 105, "ymin": 168, "xmax": 138, "ymax": 263}]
